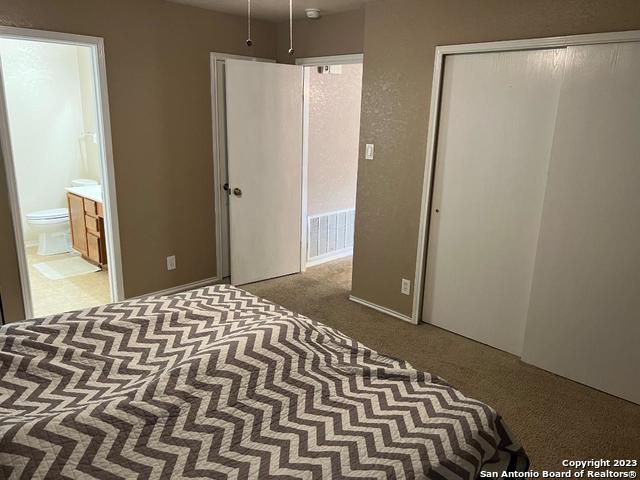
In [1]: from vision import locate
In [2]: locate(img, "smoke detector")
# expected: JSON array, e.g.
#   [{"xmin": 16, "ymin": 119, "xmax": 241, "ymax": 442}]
[{"xmin": 305, "ymin": 8, "xmax": 321, "ymax": 19}]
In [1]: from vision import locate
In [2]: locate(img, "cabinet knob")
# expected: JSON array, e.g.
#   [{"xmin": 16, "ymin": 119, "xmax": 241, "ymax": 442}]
[{"xmin": 233, "ymin": 188, "xmax": 242, "ymax": 197}]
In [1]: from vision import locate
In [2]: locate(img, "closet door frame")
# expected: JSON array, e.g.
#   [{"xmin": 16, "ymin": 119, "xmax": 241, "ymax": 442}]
[{"xmin": 412, "ymin": 29, "xmax": 640, "ymax": 324}]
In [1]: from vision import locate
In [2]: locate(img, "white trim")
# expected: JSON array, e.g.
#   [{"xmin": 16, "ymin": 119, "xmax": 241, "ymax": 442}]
[
  {"xmin": 300, "ymin": 67, "xmax": 310, "ymax": 272},
  {"xmin": 132, "ymin": 276, "xmax": 223, "ymax": 299},
  {"xmin": 0, "ymin": 26, "xmax": 124, "ymax": 320},
  {"xmin": 296, "ymin": 54, "xmax": 363, "ymax": 66},
  {"xmin": 349, "ymin": 295, "xmax": 414, "ymax": 324},
  {"xmin": 93, "ymin": 37, "xmax": 124, "ymax": 305},
  {"xmin": 0, "ymin": 62, "xmax": 33, "ymax": 319},
  {"xmin": 209, "ymin": 52, "xmax": 275, "ymax": 282},
  {"xmin": 306, "ymin": 248, "xmax": 353, "ymax": 268},
  {"xmin": 412, "ymin": 29, "xmax": 640, "ymax": 325},
  {"xmin": 0, "ymin": 26, "xmax": 105, "ymax": 46},
  {"xmin": 211, "ymin": 53, "xmax": 275, "ymax": 63}
]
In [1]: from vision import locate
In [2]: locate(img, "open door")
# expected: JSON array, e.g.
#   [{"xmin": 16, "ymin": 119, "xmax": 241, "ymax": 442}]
[{"xmin": 225, "ymin": 59, "xmax": 303, "ymax": 285}]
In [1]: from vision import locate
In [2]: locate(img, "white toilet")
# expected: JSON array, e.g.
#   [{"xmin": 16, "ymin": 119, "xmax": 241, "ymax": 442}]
[
  {"xmin": 26, "ymin": 208, "xmax": 72, "ymax": 256},
  {"xmin": 26, "ymin": 179, "xmax": 99, "ymax": 256}
]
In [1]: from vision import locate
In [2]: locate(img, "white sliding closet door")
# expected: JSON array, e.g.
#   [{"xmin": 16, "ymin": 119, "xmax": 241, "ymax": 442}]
[
  {"xmin": 522, "ymin": 43, "xmax": 640, "ymax": 404},
  {"xmin": 226, "ymin": 59, "xmax": 303, "ymax": 286},
  {"xmin": 423, "ymin": 49, "xmax": 566, "ymax": 355}
]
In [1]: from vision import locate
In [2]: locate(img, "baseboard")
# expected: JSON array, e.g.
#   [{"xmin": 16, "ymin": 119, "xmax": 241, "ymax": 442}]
[
  {"xmin": 348, "ymin": 295, "xmax": 416, "ymax": 324},
  {"xmin": 306, "ymin": 248, "xmax": 353, "ymax": 268},
  {"xmin": 134, "ymin": 276, "xmax": 224, "ymax": 299}
]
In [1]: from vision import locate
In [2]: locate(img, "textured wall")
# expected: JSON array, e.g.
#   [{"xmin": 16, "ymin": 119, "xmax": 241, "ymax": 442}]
[
  {"xmin": 4, "ymin": 0, "xmax": 640, "ymax": 323},
  {"xmin": 307, "ymin": 64, "xmax": 362, "ymax": 217},
  {"xmin": 0, "ymin": 0, "xmax": 276, "ymax": 320},
  {"xmin": 0, "ymin": 40, "xmax": 89, "ymax": 243},
  {"xmin": 352, "ymin": 0, "xmax": 640, "ymax": 317},
  {"xmin": 276, "ymin": 9, "xmax": 365, "ymax": 63}
]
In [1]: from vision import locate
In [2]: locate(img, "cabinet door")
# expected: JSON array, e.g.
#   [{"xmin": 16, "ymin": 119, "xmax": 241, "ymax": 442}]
[
  {"xmin": 67, "ymin": 193, "xmax": 87, "ymax": 255},
  {"xmin": 87, "ymin": 233, "xmax": 101, "ymax": 264}
]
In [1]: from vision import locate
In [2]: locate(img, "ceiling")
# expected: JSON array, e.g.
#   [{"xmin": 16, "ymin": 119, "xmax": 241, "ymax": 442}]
[{"xmin": 167, "ymin": 0, "xmax": 372, "ymax": 21}]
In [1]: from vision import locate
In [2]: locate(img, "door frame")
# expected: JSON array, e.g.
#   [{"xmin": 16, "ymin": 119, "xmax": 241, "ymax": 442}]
[
  {"xmin": 0, "ymin": 26, "xmax": 124, "ymax": 320},
  {"xmin": 209, "ymin": 52, "xmax": 275, "ymax": 281},
  {"xmin": 295, "ymin": 54, "xmax": 363, "ymax": 271},
  {"xmin": 413, "ymin": 29, "xmax": 640, "ymax": 325},
  {"xmin": 210, "ymin": 53, "xmax": 365, "ymax": 280}
]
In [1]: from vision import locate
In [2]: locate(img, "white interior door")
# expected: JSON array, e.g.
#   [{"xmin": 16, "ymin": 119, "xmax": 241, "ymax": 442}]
[
  {"xmin": 422, "ymin": 49, "xmax": 566, "ymax": 355},
  {"xmin": 522, "ymin": 43, "xmax": 640, "ymax": 404},
  {"xmin": 225, "ymin": 59, "xmax": 303, "ymax": 286}
]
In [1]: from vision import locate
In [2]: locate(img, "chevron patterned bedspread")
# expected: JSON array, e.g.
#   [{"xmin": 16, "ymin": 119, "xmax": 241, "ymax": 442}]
[{"xmin": 0, "ymin": 285, "xmax": 527, "ymax": 479}]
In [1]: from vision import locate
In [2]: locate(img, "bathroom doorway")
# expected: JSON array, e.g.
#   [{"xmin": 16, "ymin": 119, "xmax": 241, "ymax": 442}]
[{"xmin": 0, "ymin": 27, "xmax": 122, "ymax": 320}]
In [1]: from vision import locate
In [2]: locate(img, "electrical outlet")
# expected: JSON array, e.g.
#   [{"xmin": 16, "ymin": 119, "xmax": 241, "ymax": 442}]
[
  {"xmin": 167, "ymin": 255, "xmax": 176, "ymax": 271},
  {"xmin": 401, "ymin": 278, "xmax": 411, "ymax": 296}
]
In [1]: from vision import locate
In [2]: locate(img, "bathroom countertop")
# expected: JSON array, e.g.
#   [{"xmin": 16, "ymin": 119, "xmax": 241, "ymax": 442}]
[{"xmin": 66, "ymin": 185, "xmax": 103, "ymax": 203}]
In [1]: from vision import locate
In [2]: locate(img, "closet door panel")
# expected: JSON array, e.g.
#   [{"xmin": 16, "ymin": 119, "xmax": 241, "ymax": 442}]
[
  {"xmin": 422, "ymin": 49, "xmax": 565, "ymax": 355},
  {"xmin": 522, "ymin": 43, "xmax": 640, "ymax": 404}
]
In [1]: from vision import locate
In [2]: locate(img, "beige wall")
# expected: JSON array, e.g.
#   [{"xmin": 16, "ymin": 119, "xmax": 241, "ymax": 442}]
[
  {"xmin": 351, "ymin": 0, "xmax": 640, "ymax": 317},
  {"xmin": 307, "ymin": 64, "xmax": 362, "ymax": 217},
  {"xmin": 0, "ymin": 0, "xmax": 276, "ymax": 321},
  {"xmin": 277, "ymin": 9, "xmax": 365, "ymax": 63},
  {"xmin": 4, "ymin": 0, "xmax": 640, "ymax": 323}
]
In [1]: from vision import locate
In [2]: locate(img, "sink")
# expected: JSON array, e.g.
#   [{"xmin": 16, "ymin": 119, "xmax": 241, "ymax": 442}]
[{"xmin": 66, "ymin": 185, "xmax": 103, "ymax": 203}]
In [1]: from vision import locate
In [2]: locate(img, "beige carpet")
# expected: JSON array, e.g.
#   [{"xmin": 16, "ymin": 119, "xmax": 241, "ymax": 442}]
[{"xmin": 243, "ymin": 257, "xmax": 640, "ymax": 471}]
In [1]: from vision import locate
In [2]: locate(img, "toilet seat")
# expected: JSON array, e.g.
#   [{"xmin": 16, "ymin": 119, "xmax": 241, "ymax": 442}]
[{"xmin": 26, "ymin": 208, "xmax": 69, "ymax": 225}]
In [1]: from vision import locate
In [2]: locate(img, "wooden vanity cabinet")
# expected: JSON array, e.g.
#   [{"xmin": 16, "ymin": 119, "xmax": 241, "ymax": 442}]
[
  {"xmin": 67, "ymin": 193, "xmax": 108, "ymax": 268},
  {"xmin": 67, "ymin": 193, "xmax": 88, "ymax": 256}
]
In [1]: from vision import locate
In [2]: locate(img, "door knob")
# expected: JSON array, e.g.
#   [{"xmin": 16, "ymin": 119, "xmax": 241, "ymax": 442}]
[{"xmin": 233, "ymin": 188, "xmax": 242, "ymax": 197}]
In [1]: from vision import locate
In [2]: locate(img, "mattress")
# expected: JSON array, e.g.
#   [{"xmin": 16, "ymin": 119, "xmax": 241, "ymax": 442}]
[{"xmin": 0, "ymin": 285, "xmax": 528, "ymax": 479}]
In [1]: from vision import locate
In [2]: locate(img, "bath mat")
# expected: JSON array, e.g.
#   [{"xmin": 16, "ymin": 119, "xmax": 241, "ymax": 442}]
[{"xmin": 33, "ymin": 257, "xmax": 100, "ymax": 280}]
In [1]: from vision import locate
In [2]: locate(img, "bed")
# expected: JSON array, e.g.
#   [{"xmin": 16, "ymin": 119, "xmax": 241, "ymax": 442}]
[{"xmin": 0, "ymin": 285, "xmax": 528, "ymax": 479}]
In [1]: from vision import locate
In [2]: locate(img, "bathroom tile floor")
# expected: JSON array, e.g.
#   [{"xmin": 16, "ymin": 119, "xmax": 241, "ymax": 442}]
[{"xmin": 26, "ymin": 246, "xmax": 111, "ymax": 318}]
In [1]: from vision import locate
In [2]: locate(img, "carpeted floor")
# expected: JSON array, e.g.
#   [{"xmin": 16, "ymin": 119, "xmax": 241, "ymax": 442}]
[{"xmin": 243, "ymin": 257, "xmax": 640, "ymax": 472}]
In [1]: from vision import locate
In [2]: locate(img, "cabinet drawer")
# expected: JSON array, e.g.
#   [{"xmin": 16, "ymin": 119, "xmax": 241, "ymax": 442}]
[
  {"xmin": 97, "ymin": 202, "xmax": 104, "ymax": 218},
  {"xmin": 83, "ymin": 198, "xmax": 97, "ymax": 216},
  {"xmin": 87, "ymin": 233, "xmax": 102, "ymax": 264},
  {"xmin": 85, "ymin": 215, "xmax": 100, "ymax": 234}
]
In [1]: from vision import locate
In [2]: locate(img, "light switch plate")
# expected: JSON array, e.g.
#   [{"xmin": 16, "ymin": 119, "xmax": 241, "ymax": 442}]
[
  {"xmin": 401, "ymin": 278, "xmax": 411, "ymax": 296},
  {"xmin": 167, "ymin": 255, "xmax": 176, "ymax": 271},
  {"xmin": 365, "ymin": 143, "xmax": 375, "ymax": 160}
]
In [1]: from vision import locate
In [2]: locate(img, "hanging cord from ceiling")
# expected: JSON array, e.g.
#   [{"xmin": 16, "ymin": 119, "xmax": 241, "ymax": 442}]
[
  {"xmin": 246, "ymin": 0, "xmax": 253, "ymax": 47},
  {"xmin": 288, "ymin": 0, "xmax": 295, "ymax": 55}
]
